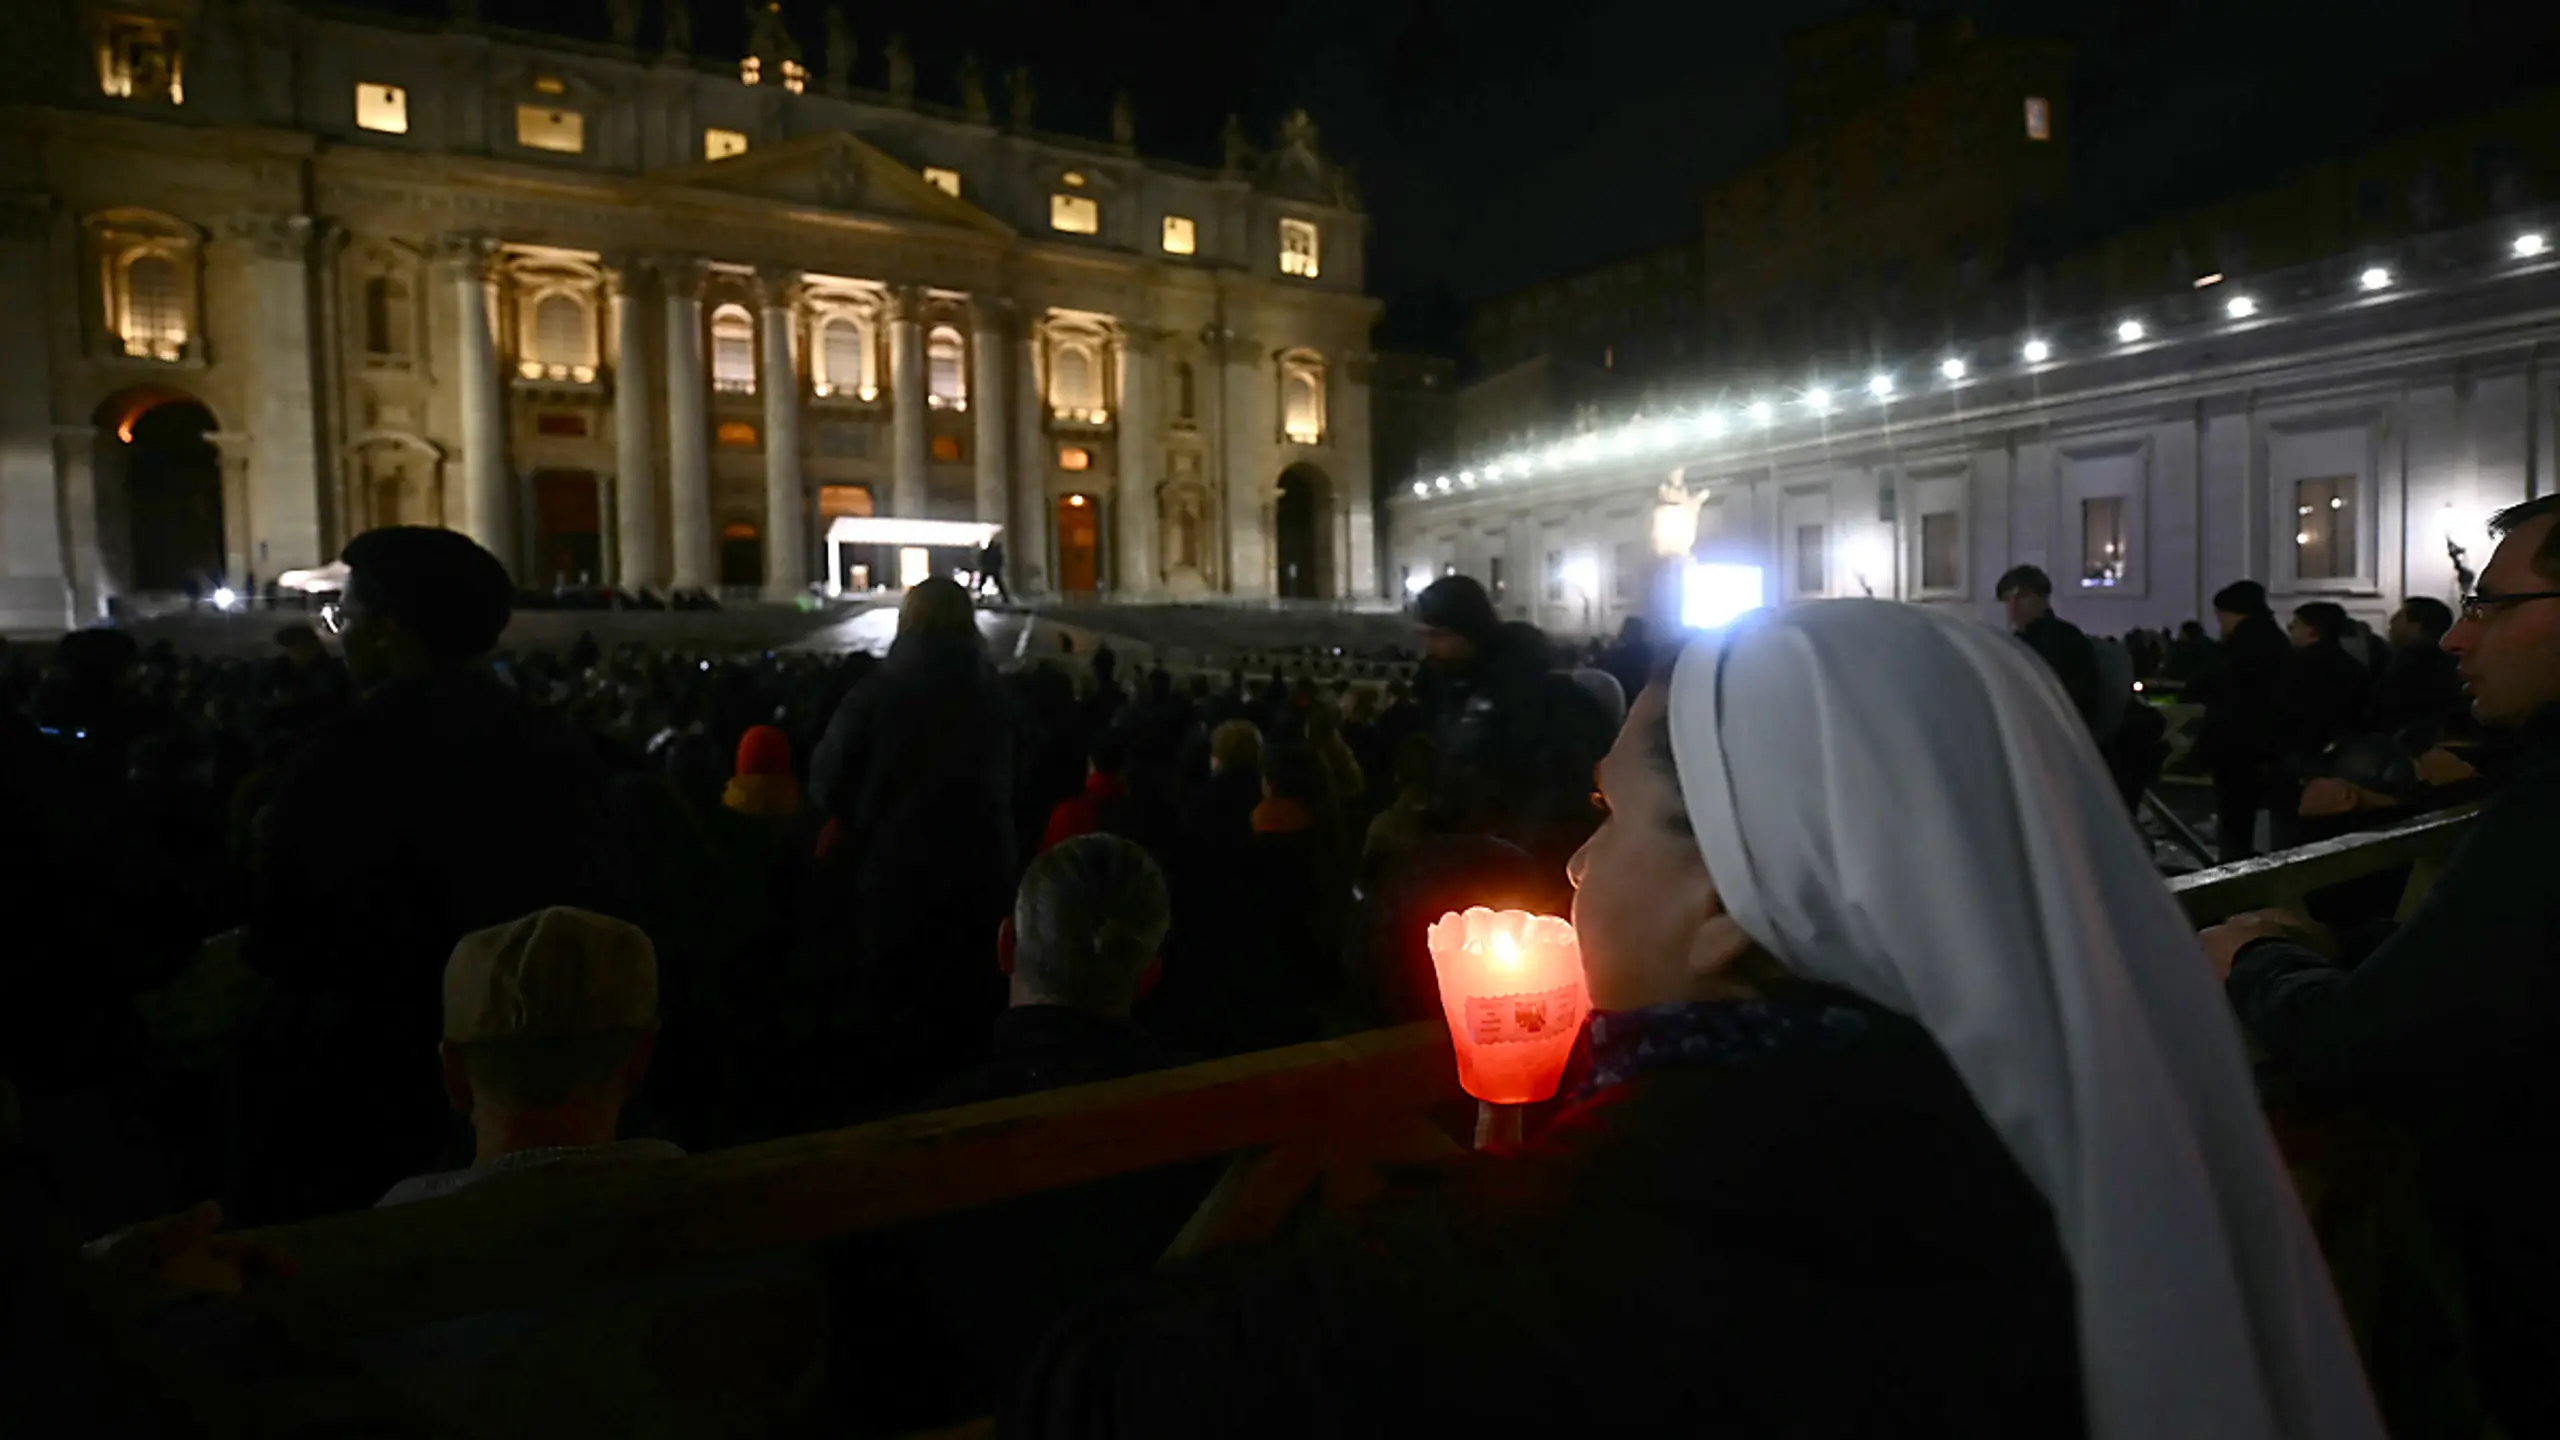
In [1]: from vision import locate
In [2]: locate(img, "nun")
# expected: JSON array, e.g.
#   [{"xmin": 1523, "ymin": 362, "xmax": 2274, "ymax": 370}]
[{"xmin": 1009, "ymin": 601, "xmax": 2381, "ymax": 1440}]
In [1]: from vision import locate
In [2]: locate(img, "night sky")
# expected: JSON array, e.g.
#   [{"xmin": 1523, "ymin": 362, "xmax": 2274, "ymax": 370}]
[{"xmin": 378, "ymin": 0, "xmax": 2560, "ymax": 352}]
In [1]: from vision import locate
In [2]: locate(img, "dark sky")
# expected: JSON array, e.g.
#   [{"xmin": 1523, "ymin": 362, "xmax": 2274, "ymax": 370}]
[{"xmin": 393, "ymin": 0, "xmax": 2560, "ymax": 350}]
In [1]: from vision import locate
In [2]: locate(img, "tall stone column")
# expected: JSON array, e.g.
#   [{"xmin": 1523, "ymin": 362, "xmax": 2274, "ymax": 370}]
[
  {"xmin": 606, "ymin": 260, "xmax": 660, "ymax": 590},
  {"xmin": 1012, "ymin": 321, "xmax": 1050, "ymax": 594},
  {"xmin": 1116, "ymin": 327, "xmax": 1158, "ymax": 596},
  {"xmin": 657, "ymin": 256, "xmax": 714, "ymax": 591},
  {"xmin": 0, "ymin": 197, "xmax": 72, "ymax": 628},
  {"xmin": 229, "ymin": 214, "xmax": 328, "ymax": 576},
  {"xmin": 1219, "ymin": 330, "xmax": 1268, "ymax": 595},
  {"xmin": 757, "ymin": 267, "xmax": 807, "ymax": 600},
  {"xmin": 968, "ymin": 296, "xmax": 1011, "ymax": 526},
  {"xmin": 886, "ymin": 285, "xmax": 927, "ymax": 518},
  {"xmin": 438, "ymin": 234, "xmax": 513, "ymax": 571}
]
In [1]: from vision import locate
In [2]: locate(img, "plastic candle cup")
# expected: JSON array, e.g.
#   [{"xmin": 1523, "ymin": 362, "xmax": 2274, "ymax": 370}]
[{"xmin": 1425, "ymin": 907, "xmax": 1590, "ymax": 1107}]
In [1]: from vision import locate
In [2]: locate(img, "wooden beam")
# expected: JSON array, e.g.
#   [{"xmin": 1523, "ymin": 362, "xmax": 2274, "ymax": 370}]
[{"xmin": 240, "ymin": 1023, "xmax": 1458, "ymax": 1339}]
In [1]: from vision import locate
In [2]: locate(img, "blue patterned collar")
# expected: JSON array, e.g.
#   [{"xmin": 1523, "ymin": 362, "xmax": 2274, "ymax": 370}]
[{"xmin": 1575, "ymin": 994, "xmax": 1873, "ymax": 1099}]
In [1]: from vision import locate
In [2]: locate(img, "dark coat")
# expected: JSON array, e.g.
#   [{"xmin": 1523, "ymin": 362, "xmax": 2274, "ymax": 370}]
[
  {"xmin": 931, "ymin": 1005, "xmax": 1168, "ymax": 1109},
  {"xmin": 2285, "ymin": 640, "xmax": 2371, "ymax": 760},
  {"xmin": 2189, "ymin": 615, "xmax": 2294, "ymax": 764},
  {"xmin": 232, "ymin": 667, "xmax": 613, "ymax": 1222},
  {"xmin": 1007, "ymin": 1001, "xmax": 2081, "ymax": 1438},
  {"xmin": 2369, "ymin": 642, "xmax": 2465, "ymax": 735},
  {"xmin": 2016, "ymin": 611, "xmax": 2103, "ymax": 734},
  {"xmin": 2227, "ymin": 708, "xmax": 2560, "ymax": 1437},
  {"xmin": 1424, "ymin": 631, "xmax": 1610, "ymax": 863}
]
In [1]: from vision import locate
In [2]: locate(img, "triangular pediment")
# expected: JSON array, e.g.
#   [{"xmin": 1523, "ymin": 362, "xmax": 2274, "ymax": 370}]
[{"xmin": 651, "ymin": 132, "xmax": 1013, "ymax": 237}]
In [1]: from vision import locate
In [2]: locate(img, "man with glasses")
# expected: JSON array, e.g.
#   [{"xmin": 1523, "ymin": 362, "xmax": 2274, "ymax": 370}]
[{"xmin": 2204, "ymin": 493, "xmax": 2560, "ymax": 1435}]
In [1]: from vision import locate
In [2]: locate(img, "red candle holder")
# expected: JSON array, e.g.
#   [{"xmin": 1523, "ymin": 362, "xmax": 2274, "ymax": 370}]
[{"xmin": 1426, "ymin": 907, "xmax": 1589, "ymax": 1108}]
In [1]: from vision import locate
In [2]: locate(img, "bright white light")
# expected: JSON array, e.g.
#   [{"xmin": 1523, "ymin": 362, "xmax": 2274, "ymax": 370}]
[
  {"xmin": 2021, "ymin": 338, "xmax": 2051, "ymax": 363},
  {"xmin": 2295, "ymin": 531, "xmax": 2313, "ymax": 546},
  {"xmin": 1682, "ymin": 562, "xmax": 1764, "ymax": 630},
  {"xmin": 2516, "ymin": 233, "xmax": 2549, "ymax": 258},
  {"xmin": 2360, "ymin": 266, "xmax": 2392, "ymax": 291},
  {"xmin": 1561, "ymin": 555, "xmax": 1600, "ymax": 598},
  {"xmin": 897, "ymin": 547, "xmax": 931, "ymax": 589},
  {"xmin": 1939, "ymin": 356, "xmax": 1967, "ymax": 380},
  {"xmin": 1867, "ymin": 373, "xmax": 1894, "ymax": 399},
  {"xmin": 1844, "ymin": 536, "xmax": 1892, "ymax": 589},
  {"xmin": 1746, "ymin": 399, "xmax": 1775, "ymax": 426},
  {"xmin": 1403, "ymin": 569, "xmax": 1428, "ymax": 596},
  {"xmin": 2224, "ymin": 295, "xmax": 2258, "ymax": 319},
  {"xmin": 211, "ymin": 586, "xmax": 238, "ymax": 610},
  {"xmin": 2191, "ymin": 272, "xmax": 2224, "ymax": 289},
  {"xmin": 1434, "ymin": 476, "xmax": 1451, "ymax": 492},
  {"xmin": 2116, "ymin": 319, "xmax": 2146, "ymax": 343},
  {"xmin": 2329, "ymin": 496, "xmax": 2344, "ymax": 510},
  {"xmin": 1411, "ymin": 481, "xmax": 1429, "ymax": 498},
  {"xmin": 1694, "ymin": 410, "xmax": 1727, "ymax": 439},
  {"xmin": 1804, "ymin": 387, "xmax": 1834, "ymax": 415},
  {"xmin": 1458, "ymin": 470, "xmax": 1475, "ymax": 485}
]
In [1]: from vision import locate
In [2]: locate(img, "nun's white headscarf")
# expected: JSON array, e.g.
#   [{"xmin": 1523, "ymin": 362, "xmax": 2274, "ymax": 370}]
[{"xmin": 1665, "ymin": 601, "xmax": 2380, "ymax": 1440}]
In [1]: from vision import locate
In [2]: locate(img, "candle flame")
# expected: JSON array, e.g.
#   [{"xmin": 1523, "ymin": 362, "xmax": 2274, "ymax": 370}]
[{"xmin": 1492, "ymin": 931, "xmax": 1519, "ymax": 969}]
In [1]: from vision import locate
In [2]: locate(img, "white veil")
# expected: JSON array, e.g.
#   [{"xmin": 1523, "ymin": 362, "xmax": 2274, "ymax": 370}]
[{"xmin": 1664, "ymin": 601, "xmax": 2380, "ymax": 1440}]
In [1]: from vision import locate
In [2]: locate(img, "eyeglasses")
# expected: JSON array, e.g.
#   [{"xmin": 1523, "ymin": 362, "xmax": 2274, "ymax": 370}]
[{"xmin": 2458, "ymin": 590, "xmax": 2560, "ymax": 622}]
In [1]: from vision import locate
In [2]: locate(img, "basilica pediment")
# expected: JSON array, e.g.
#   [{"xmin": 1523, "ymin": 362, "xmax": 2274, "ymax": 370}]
[{"xmin": 648, "ymin": 133, "xmax": 1013, "ymax": 237}]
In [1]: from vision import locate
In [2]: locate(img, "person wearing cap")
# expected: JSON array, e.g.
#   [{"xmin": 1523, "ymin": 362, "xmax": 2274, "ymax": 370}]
[
  {"xmin": 378, "ymin": 907, "xmax": 676, "ymax": 1206},
  {"xmin": 233, "ymin": 527, "xmax": 614, "ymax": 1224},
  {"xmin": 2187, "ymin": 578, "xmax": 2295, "ymax": 860},
  {"xmin": 1411, "ymin": 577, "xmax": 1607, "ymax": 867}
]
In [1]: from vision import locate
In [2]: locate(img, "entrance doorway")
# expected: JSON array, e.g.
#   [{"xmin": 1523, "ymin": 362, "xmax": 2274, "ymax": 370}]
[
  {"xmin": 531, "ymin": 470, "xmax": 601, "ymax": 585},
  {"xmin": 121, "ymin": 399, "xmax": 223, "ymax": 593},
  {"xmin": 720, "ymin": 522, "xmax": 764, "ymax": 589},
  {"xmin": 1054, "ymin": 493, "xmax": 1100, "ymax": 595},
  {"xmin": 1275, "ymin": 464, "xmax": 1327, "ymax": 599}
]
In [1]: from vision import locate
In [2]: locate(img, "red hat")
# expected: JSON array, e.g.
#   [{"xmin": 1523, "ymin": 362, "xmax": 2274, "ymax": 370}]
[{"xmin": 735, "ymin": 724, "xmax": 793, "ymax": 778}]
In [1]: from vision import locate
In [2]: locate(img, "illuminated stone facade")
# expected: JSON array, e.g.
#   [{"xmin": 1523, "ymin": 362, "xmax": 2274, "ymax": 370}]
[{"xmin": 0, "ymin": 0, "xmax": 1380, "ymax": 629}]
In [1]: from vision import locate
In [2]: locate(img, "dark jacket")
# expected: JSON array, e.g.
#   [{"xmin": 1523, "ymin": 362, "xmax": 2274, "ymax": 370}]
[
  {"xmin": 1424, "ymin": 630, "xmax": 1609, "ymax": 863},
  {"xmin": 2285, "ymin": 640, "xmax": 2371, "ymax": 761},
  {"xmin": 232, "ymin": 667, "xmax": 613, "ymax": 1222},
  {"xmin": 2016, "ymin": 611, "xmax": 2103, "ymax": 734},
  {"xmin": 2369, "ymin": 642, "xmax": 2465, "ymax": 735},
  {"xmin": 931, "ymin": 1005, "xmax": 1168, "ymax": 1109},
  {"xmin": 2227, "ymin": 708, "xmax": 2560, "ymax": 1435},
  {"xmin": 1008, "ymin": 998, "xmax": 2080, "ymax": 1438},
  {"xmin": 2188, "ymin": 615, "xmax": 2294, "ymax": 764}
]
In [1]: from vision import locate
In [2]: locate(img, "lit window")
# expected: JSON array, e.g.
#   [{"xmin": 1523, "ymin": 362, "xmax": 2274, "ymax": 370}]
[
  {"xmin": 1280, "ymin": 356, "xmax": 1324, "ymax": 444},
  {"xmin": 1921, "ymin": 512, "xmax": 1960, "ymax": 590},
  {"xmin": 930, "ymin": 433, "xmax": 963, "ymax": 463},
  {"xmin": 1062, "ymin": 171, "xmax": 1087, "ymax": 188},
  {"xmin": 922, "ymin": 166, "xmax": 961, "ymax": 197},
  {"xmin": 2081, "ymin": 497, "xmax": 2126, "ymax": 586},
  {"xmin": 1279, "ymin": 218, "xmax": 1320, "ymax": 278},
  {"xmin": 532, "ymin": 75, "xmax": 568, "ymax": 96},
  {"xmin": 926, "ymin": 326, "xmax": 967, "ymax": 410},
  {"xmin": 1161, "ymin": 215, "xmax": 1197, "ymax": 255},
  {"xmin": 710, "ymin": 304, "xmax": 756, "ymax": 393},
  {"xmin": 1058, "ymin": 445, "xmax": 1091, "ymax": 472},
  {"xmin": 1050, "ymin": 194, "xmax": 1100, "ymax": 235},
  {"xmin": 1795, "ymin": 524, "xmax": 1827, "ymax": 595},
  {"xmin": 526, "ymin": 293, "xmax": 592, "ymax": 379},
  {"xmin": 813, "ymin": 314, "xmax": 876, "ymax": 399},
  {"xmin": 716, "ymin": 419, "xmax": 758, "ymax": 448},
  {"xmin": 2294, "ymin": 477, "xmax": 2357, "ymax": 580},
  {"xmin": 739, "ymin": 56, "xmax": 762, "ymax": 86},
  {"xmin": 705, "ymin": 128, "xmax": 749, "ymax": 161},
  {"xmin": 1049, "ymin": 341, "xmax": 1104, "ymax": 417},
  {"xmin": 2024, "ymin": 96, "xmax": 2051, "ymax": 142},
  {"xmin": 119, "ymin": 252, "xmax": 187, "ymax": 360},
  {"xmin": 355, "ymin": 83, "xmax": 408, "ymax": 134},
  {"xmin": 516, "ymin": 105, "xmax": 585, "ymax": 154},
  {"xmin": 99, "ymin": 17, "xmax": 182, "ymax": 104}
]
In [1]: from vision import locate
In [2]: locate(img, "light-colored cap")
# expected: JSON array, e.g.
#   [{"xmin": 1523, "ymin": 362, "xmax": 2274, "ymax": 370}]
[{"xmin": 441, "ymin": 907, "xmax": 658, "ymax": 1043}]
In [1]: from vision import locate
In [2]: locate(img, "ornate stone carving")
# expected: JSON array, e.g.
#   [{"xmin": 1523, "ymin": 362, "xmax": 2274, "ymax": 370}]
[
  {"xmin": 650, "ymin": 254, "xmax": 709, "ymax": 296},
  {"xmin": 957, "ymin": 53, "xmax": 989, "ymax": 124},
  {"xmin": 226, "ymin": 212, "xmax": 313, "ymax": 263},
  {"xmin": 429, "ymin": 231, "xmax": 498, "ymax": 278},
  {"xmin": 753, "ymin": 266, "xmax": 804, "ymax": 311},
  {"xmin": 822, "ymin": 6, "xmax": 853, "ymax": 93},
  {"xmin": 884, "ymin": 35, "xmax": 914, "ymax": 106},
  {"xmin": 882, "ymin": 283, "xmax": 925, "ymax": 324},
  {"xmin": 745, "ymin": 0, "xmax": 799, "ymax": 69},
  {"xmin": 814, "ymin": 145, "xmax": 862, "ymax": 209}
]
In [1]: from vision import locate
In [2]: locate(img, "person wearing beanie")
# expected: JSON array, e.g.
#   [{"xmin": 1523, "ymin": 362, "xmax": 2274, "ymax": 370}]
[
  {"xmin": 233, "ymin": 527, "xmax": 614, "ymax": 1225},
  {"xmin": 2188, "ymin": 577, "xmax": 2295, "ymax": 859},
  {"xmin": 723, "ymin": 723, "xmax": 805, "ymax": 821}
]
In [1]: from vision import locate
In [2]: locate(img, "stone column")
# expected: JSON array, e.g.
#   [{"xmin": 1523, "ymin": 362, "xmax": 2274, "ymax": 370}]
[
  {"xmin": 0, "ymin": 197, "xmax": 71, "ymax": 628},
  {"xmin": 886, "ymin": 285, "xmax": 928, "ymax": 518},
  {"xmin": 1116, "ymin": 327, "xmax": 1158, "ymax": 596},
  {"xmin": 969, "ymin": 296, "xmax": 1011, "ymax": 526},
  {"xmin": 209, "ymin": 434, "xmax": 255, "ymax": 587},
  {"xmin": 1219, "ymin": 330, "xmax": 1268, "ymax": 595},
  {"xmin": 657, "ymin": 256, "xmax": 714, "ymax": 591},
  {"xmin": 230, "ymin": 214, "xmax": 328, "ymax": 575},
  {"xmin": 606, "ymin": 260, "xmax": 660, "ymax": 590},
  {"xmin": 757, "ymin": 267, "xmax": 807, "ymax": 600},
  {"xmin": 438, "ymin": 234, "xmax": 514, "ymax": 571},
  {"xmin": 1012, "ymin": 320, "xmax": 1050, "ymax": 594}
]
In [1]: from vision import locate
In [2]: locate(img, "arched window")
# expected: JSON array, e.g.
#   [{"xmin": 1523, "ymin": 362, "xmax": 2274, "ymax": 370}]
[
  {"xmin": 362, "ymin": 275, "xmax": 410, "ymax": 357},
  {"xmin": 121, "ymin": 252, "xmax": 186, "ymax": 360},
  {"xmin": 1174, "ymin": 360, "xmax": 1196, "ymax": 422},
  {"xmin": 1280, "ymin": 354, "xmax": 1325, "ymax": 444},
  {"xmin": 927, "ymin": 325, "xmax": 967, "ymax": 410},
  {"xmin": 1050, "ymin": 340, "xmax": 1104, "ymax": 420},
  {"xmin": 710, "ymin": 303, "xmax": 756, "ymax": 393},
  {"xmin": 815, "ymin": 315, "xmax": 875, "ymax": 399}
]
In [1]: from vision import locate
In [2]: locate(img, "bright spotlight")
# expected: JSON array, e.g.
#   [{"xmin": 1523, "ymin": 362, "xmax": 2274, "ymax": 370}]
[
  {"xmin": 1746, "ymin": 399, "xmax": 1775, "ymax": 426},
  {"xmin": 1866, "ymin": 373, "xmax": 1894, "ymax": 399},
  {"xmin": 1681, "ymin": 562, "xmax": 1765, "ymax": 630},
  {"xmin": 211, "ymin": 586, "xmax": 238, "ymax": 610},
  {"xmin": 1939, "ymin": 356, "xmax": 1967, "ymax": 380},
  {"xmin": 1561, "ymin": 555, "xmax": 1600, "ymax": 598},
  {"xmin": 2359, "ymin": 266, "xmax": 2392, "ymax": 291},
  {"xmin": 1804, "ymin": 386, "xmax": 1834, "ymax": 414},
  {"xmin": 2225, "ymin": 295, "xmax": 2258, "ymax": 319},
  {"xmin": 2516, "ymin": 233, "xmax": 2549, "ymax": 259},
  {"xmin": 2116, "ymin": 319, "xmax": 2146, "ymax": 343},
  {"xmin": 2021, "ymin": 338, "xmax": 2051, "ymax": 363},
  {"xmin": 1411, "ymin": 481, "xmax": 1429, "ymax": 498}
]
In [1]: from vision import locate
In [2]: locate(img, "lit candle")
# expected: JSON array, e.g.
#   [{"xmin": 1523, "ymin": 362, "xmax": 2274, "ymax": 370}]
[{"xmin": 1426, "ymin": 907, "xmax": 1590, "ymax": 1107}]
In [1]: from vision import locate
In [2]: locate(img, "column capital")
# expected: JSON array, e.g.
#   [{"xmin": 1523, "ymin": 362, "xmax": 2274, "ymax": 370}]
[
  {"xmin": 430, "ymin": 232, "xmax": 500, "ymax": 277},
  {"xmin": 225, "ymin": 212, "xmax": 314, "ymax": 263},
  {"xmin": 753, "ymin": 266, "xmax": 805, "ymax": 311},
  {"xmin": 651, "ymin": 254, "xmax": 711, "ymax": 297},
  {"xmin": 966, "ymin": 293, "xmax": 1015, "ymax": 332},
  {"xmin": 883, "ymin": 283, "xmax": 927, "ymax": 323},
  {"xmin": 600, "ymin": 252, "xmax": 651, "ymax": 297}
]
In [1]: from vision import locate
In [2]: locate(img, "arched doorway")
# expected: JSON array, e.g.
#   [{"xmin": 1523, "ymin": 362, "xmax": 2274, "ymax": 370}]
[
  {"xmin": 1054, "ymin": 493, "xmax": 1101, "ymax": 595},
  {"xmin": 531, "ymin": 470, "xmax": 601, "ymax": 585},
  {"xmin": 104, "ymin": 392, "xmax": 222, "ymax": 594},
  {"xmin": 1274, "ymin": 464, "xmax": 1328, "ymax": 599}
]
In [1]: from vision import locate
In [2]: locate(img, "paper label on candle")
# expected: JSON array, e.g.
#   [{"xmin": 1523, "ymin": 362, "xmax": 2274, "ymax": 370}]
[{"xmin": 1466, "ymin": 984, "xmax": 1583, "ymax": 1046}]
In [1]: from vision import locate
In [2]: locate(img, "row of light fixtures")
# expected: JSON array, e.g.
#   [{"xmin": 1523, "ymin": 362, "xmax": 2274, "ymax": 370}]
[{"xmin": 1410, "ymin": 231, "xmax": 2552, "ymax": 501}]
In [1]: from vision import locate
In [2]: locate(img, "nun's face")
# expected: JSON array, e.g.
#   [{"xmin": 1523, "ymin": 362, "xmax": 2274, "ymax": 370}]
[{"xmin": 1567, "ymin": 684, "xmax": 1758, "ymax": 1010}]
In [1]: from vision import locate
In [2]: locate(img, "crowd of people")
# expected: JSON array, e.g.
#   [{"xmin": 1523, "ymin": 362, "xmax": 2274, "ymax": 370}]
[{"xmin": 2, "ymin": 496, "xmax": 2556, "ymax": 1437}]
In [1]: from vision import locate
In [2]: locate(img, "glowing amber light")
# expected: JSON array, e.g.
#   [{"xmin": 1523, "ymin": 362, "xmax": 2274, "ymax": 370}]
[{"xmin": 1426, "ymin": 908, "xmax": 1589, "ymax": 1104}]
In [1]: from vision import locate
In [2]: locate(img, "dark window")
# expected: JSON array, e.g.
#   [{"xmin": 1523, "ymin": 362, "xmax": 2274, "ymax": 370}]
[
  {"xmin": 2294, "ymin": 476, "xmax": 2357, "ymax": 580},
  {"xmin": 1921, "ymin": 512, "xmax": 1959, "ymax": 590}
]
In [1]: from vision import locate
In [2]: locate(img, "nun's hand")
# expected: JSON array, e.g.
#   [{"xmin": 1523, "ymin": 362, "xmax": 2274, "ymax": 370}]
[{"xmin": 2200, "ymin": 908, "xmax": 2338, "ymax": 980}]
